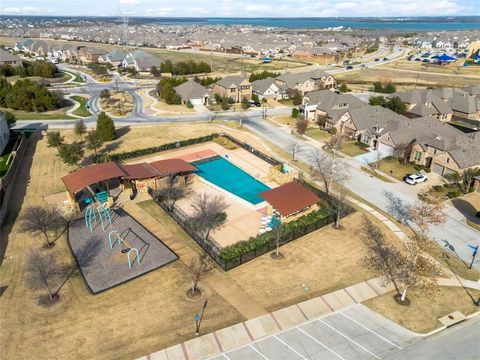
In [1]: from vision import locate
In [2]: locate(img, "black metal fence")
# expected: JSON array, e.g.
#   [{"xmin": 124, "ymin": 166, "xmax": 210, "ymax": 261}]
[
  {"xmin": 148, "ymin": 188, "xmax": 340, "ymax": 271},
  {"xmin": 219, "ymin": 133, "xmax": 283, "ymax": 167}
]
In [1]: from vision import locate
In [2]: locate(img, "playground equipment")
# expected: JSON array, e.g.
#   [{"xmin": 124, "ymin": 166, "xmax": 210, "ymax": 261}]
[
  {"xmin": 85, "ymin": 203, "xmax": 112, "ymax": 232},
  {"xmin": 127, "ymin": 248, "xmax": 141, "ymax": 269},
  {"xmin": 108, "ymin": 229, "xmax": 141, "ymax": 269},
  {"xmin": 108, "ymin": 229, "xmax": 124, "ymax": 248}
]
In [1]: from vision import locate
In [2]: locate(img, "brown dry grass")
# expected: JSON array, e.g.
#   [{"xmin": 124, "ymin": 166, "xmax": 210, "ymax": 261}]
[
  {"xmin": 226, "ymin": 211, "xmax": 400, "ymax": 312},
  {"xmin": 364, "ymin": 287, "xmax": 480, "ymax": 333},
  {"xmin": 99, "ymin": 91, "xmax": 133, "ymax": 116},
  {"xmin": 0, "ymin": 129, "xmax": 255, "ymax": 360},
  {"xmin": 335, "ymin": 67, "xmax": 479, "ymax": 88},
  {"xmin": 379, "ymin": 59, "xmax": 480, "ymax": 76}
]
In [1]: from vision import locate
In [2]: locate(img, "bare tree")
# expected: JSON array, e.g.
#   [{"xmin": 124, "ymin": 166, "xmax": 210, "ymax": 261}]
[
  {"xmin": 397, "ymin": 234, "xmax": 440, "ymax": 303},
  {"xmin": 20, "ymin": 206, "xmax": 66, "ymax": 248},
  {"xmin": 361, "ymin": 216, "xmax": 404, "ymax": 297},
  {"xmin": 324, "ymin": 134, "xmax": 344, "ymax": 158},
  {"xmin": 329, "ymin": 185, "xmax": 349, "ymax": 228},
  {"xmin": 296, "ymin": 119, "xmax": 309, "ymax": 135},
  {"xmin": 26, "ymin": 250, "xmax": 63, "ymax": 302},
  {"xmin": 408, "ymin": 194, "xmax": 446, "ymax": 240},
  {"xmin": 238, "ymin": 111, "xmax": 247, "ymax": 128},
  {"xmin": 154, "ymin": 176, "xmax": 191, "ymax": 212},
  {"xmin": 189, "ymin": 193, "xmax": 228, "ymax": 240},
  {"xmin": 272, "ymin": 223, "xmax": 284, "ymax": 259},
  {"xmin": 310, "ymin": 149, "xmax": 348, "ymax": 196},
  {"xmin": 287, "ymin": 139, "xmax": 301, "ymax": 161},
  {"xmin": 188, "ymin": 253, "xmax": 214, "ymax": 296}
]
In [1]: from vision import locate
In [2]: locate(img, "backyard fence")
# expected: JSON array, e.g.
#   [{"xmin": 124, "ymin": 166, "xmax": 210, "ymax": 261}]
[
  {"xmin": 148, "ymin": 187, "xmax": 342, "ymax": 271},
  {"xmin": 0, "ymin": 133, "xmax": 27, "ymax": 226},
  {"xmin": 219, "ymin": 133, "xmax": 283, "ymax": 167}
]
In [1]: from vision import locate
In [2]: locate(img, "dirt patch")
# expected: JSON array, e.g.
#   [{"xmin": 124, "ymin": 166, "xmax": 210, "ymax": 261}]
[{"xmin": 99, "ymin": 91, "xmax": 133, "ymax": 116}]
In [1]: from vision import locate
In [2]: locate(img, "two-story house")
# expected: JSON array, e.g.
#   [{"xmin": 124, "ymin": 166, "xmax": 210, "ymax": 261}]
[{"xmin": 212, "ymin": 76, "xmax": 252, "ymax": 102}]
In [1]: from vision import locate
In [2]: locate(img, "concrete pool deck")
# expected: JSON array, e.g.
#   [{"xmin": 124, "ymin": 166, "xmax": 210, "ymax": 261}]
[{"xmin": 130, "ymin": 142, "xmax": 281, "ymax": 248}]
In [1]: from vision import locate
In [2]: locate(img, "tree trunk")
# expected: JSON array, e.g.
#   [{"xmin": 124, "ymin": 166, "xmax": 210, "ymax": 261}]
[
  {"xmin": 401, "ymin": 288, "xmax": 408, "ymax": 302},
  {"xmin": 205, "ymin": 229, "xmax": 211, "ymax": 240},
  {"xmin": 43, "ymin": 231, "xmax": 52, "ymax": 247},
  {"xmin": 45, "ymin": 282, "xmax": 53, "ymax": 300},
  {"xmin": 276, "ymin": 240, "xmax": 279, "ymax": 256},
  {"xmin": 191, "ymin": 280, "xmax": 196, "ymax": 294}
]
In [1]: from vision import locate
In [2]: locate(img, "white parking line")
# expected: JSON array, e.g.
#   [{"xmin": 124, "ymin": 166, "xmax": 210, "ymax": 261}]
[
  {"xmin": 296, "ymin": 327, "xmax": 346, "ymax": 360},
  {"xmin": 273, "ymin": 335, "xmax": 307, "ymax": 359},
  {"xmin": 318, "ymin": 319, "xmax": 381, "ymax": 360},
  {"xmin": 249, "ymin": 344, "xmax": 270, "ymax": 360},
  {"xmin": 340, "ymin": 311, "xmax": 402, "ymax": 349}
]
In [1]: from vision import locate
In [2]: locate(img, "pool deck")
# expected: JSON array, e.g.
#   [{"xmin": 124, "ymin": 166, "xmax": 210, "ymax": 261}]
[{"xmin": 131, "ymin": 142, "xmax": 280, "ymax": 248}]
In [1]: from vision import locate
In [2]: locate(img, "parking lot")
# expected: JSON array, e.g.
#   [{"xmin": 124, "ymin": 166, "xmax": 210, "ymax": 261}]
[{"xmin": 209, "ymin": 305, "xmax": 416, "ymax": 360}]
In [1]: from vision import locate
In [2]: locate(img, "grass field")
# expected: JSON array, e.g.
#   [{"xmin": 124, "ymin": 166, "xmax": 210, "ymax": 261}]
[
  {"xmin": 365, "ymin": 287, "xmax": 480, "ymax": 333},
  {"xmin": 305, "ymin": 128, "xmax": 331, "ymax": 142},
  {"xmin": 379, "ymin": 59, "xmax": 480, "ymax": 76},
  {"xmin": 340, "ymin": 141, "xmax": 369, "ymax": 157},
  {"xmin": 226, "ymin": 211, "xmax": 403, "ymax": 312},
  {"xmin": 0, "ymin": 107, "xmax": 76, "ymax": 120},
  {"xmin": 335, "ymin": 67, "xmax": 480, "ymax": 89},
  {"xmin": 70, "ymin": 96, "xmax": 91, "ymax": 117},
  {"xmin": 361, "ymin": 166, "xmax": 394, "ymax": 183},
  {"xmin": 375, "ymin": 158, "xmax": 418, "ymax": 181}
]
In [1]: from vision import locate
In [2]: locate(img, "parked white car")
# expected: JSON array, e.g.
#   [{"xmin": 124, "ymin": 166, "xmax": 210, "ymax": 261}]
[{"xmin": 405, "ymin": 174, "xmax": 428, "ymax": 185}]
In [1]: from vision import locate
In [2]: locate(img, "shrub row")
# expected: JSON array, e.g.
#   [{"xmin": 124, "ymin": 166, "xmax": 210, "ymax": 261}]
[
  {"xmin": 98, "ymin": 133, "xmax": 220, "ymax": 162},
  {"xmin": 219, "ymin": 207, "xmax": 334, "ymax": 262}
]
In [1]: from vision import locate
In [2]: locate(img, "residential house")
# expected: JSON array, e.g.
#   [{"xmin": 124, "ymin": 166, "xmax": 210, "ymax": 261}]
[
  {"xmin": 14, "ymin": 39, "xmax": 34, "ymax": 53},
  {"xmin": 388, "ymin": 117, "xmax": 480, "ymax": 177},
  {"xmin": 122, "ymin": 50, "xmax": 163, "ymax": 72},
  {"xmin": 432, "ymin": 87, "xmax": 480, "ymax": 122},
  {"xmin": 99, "ymin": 50, "xmax": 128, "ymax": 67},
  {"xmin": 305, "ymin": 69, "xmax": 337, "ymax": 90},
  {"xmin": 251, "ymin": 78, "xmax": 288, "ymax": 100},
  {"xmin": 0, "ymin": 49, "xmax": 23, "ymax": 67},
  {"xmin": 302, "ymin": 90, "xmax": 364, "ymax": 122},
  {"xmin": 212, "ymin": 76, "xmax": 252, "ymax": 102},
  {"xmin": 275, "ymin": 72, "xmax": 315, "ymax": 96},
  {"xmin": 78, "ymin": 46, "xmax": 106, "ymax": 64},
  {"xmin": 387, "ymin": 90, "xmax": 453, "ymax": 121},
  {"xmin": 174, "ymin": 80, "xmax": 209, "ymax": 105}
]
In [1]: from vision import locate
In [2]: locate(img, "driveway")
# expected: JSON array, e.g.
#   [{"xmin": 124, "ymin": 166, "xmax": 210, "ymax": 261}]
[
  {"xmin": 209, "ymin": 305, "xmax": 416, "ymax": 360},
  {"xmin": 354, "ymin": 148, "xmax": 393, "ymax": 165}
]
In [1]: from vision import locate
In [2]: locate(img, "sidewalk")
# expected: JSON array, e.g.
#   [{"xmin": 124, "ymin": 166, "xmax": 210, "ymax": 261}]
[{"xmin": 137, "ymin": 277, "xmax": 395, "ymax": 360}]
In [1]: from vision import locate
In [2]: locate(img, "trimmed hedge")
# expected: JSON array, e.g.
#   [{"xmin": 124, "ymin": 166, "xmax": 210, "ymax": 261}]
[
  {"xmin": 97, "ymin": 133, "xmax": 220, "ymax": 162},
  {"xmin": 219, "ymin": 207, "xmax": 334, "ymax": 261}
]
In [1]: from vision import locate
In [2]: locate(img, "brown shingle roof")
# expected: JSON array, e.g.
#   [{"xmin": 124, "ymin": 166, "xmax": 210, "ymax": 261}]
[
  {"xmin": 259, "ymin": 182, "xmax": 320, "ymax": 217},
  {"xmin": 149, "ymin": 159, "xmax": 197, "ymax": 177},
  {"xmin": 120, "ymin": 163, "xmax": 160, "ymax": 180},
  {"xmin": 62, "ymin": 162, "xmax": 126, "ymax": 195}
]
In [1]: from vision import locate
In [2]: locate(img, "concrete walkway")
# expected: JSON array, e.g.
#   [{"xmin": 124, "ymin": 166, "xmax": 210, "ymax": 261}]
[
  {"xmin": 137, "ymin": 277, "xmax": 396, "ymax": 360},
  {"xmin": 122, "ymin": 202, "xmax": 267, "ymax": 319}
]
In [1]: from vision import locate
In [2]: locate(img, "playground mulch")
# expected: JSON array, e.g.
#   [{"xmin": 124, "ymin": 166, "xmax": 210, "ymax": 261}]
[{"xmin": 68, "ymin": 207, "xmax": 178, "ymax": 294}]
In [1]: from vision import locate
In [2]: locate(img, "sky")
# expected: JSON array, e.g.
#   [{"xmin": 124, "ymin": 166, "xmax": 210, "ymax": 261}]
[{"xmin": 1, "ymin": 0, "xmax": 479, "ymax": 17}]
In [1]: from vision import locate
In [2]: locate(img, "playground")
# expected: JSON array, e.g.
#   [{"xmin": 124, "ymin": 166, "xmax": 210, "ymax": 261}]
[{"xmin": 68, "ymin": 205, "xmax": 178, "ymax": 294}]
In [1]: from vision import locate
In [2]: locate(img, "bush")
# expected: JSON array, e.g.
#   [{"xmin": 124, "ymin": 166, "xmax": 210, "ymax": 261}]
[
  {"xmin": 186, "ymin": 100, "xmax": 194, "ymax": 108},
  {"xmin": 249, "ymin": 70, "xmax": 280, "ymax": 82},
  {"xmin": 326, "ymin": 127, "xmax": 337, "ymax": 135},
  {"xmin": 219, "ymin": 207, "xmax": 334, "ymax": 261},
  {"xmin": 291, "ymin": 108, "xmax": 300, "ymax": 118},
  {"xmin": 447, "ymin": 191, "xmax": 461, "ymax": 199},
  {"xmin": 433, "ymin": 185, "xmax": 443, "ymax": 192},
  {"xmin": 97, "ymin": 134, "xmax": 219, "ymax": 162},
  {"xmin": 0, "ymin": 78, "xmax": 61, "ymax": 112}
]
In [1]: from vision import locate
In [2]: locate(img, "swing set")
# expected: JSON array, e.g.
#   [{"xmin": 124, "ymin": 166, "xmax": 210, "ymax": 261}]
[{"xmin": 108, "ymin": 229, "xmax": 141, "ymax": 269}]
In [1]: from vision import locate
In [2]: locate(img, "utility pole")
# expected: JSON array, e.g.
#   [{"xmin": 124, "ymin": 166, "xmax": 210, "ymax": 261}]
[{"xmin": 194, "ymin": 299, "xmax": 208, "ymax": 336}]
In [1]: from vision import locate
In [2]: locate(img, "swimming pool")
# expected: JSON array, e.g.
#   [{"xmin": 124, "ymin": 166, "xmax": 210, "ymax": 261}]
[{"xmin": 193, "ymin": 156, "xmax": 270, "ymax": 205}]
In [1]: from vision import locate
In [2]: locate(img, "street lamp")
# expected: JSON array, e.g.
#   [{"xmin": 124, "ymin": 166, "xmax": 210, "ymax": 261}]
[
  {"xmin": 467, "ymin": 244, "xmax": 478, "ymax": 269},
  {"xmin": 194, "ymin": 299, "xmax": 208, "ymax": 336}
]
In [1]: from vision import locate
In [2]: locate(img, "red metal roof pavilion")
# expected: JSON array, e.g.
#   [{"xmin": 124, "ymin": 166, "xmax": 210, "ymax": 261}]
[
  {"xmin": 62, "ymin": 162, "xmax": 126, "ymax": 195},
  {"xmin": 259, "ymin": 182, "xmax": 320, "ymax": 217}
]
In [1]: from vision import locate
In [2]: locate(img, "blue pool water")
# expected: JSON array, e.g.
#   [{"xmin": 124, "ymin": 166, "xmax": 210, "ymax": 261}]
[{"xmin": 193, "ymin": 156, "xmax": 270, "ymax": 205}]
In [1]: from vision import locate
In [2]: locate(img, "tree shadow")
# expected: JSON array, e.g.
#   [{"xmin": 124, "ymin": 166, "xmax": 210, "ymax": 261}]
[
  {"xmin": 383, "ymin": 190, "xmax": 412, "ymax": 223},
  {"xmin": 451, "ymin": 198, "xmax": 480, "ymax": 224},
  {"xmin": 116, "ymin": 126, "xmax": 130, "ymax": 139},
  {"xmin": 55, "ymin": 236, "xmax": 103, "ymax": 296},
  {"xmin": 101, "ymin": 140, "xmax": 122, "ymax": 155},
  {"xmin": 442, "ymin": 253, "xmax": 479, "ymax": 306},
  {"xmin": 0, "ymin": 133, "xmax": 40, "ymax": 265}
]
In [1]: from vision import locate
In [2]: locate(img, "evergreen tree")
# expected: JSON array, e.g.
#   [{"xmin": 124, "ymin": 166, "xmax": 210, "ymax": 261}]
[
  {"xmin": 46, "ymin": 131, "xmax": 64, "ymax": 148},
  {"xmin": 58, "ymin": 142, "xmax": 84, "ymax": 168},
  {"xmin": 85, "ymin": 130, "xmax": 104, "ymax": 161},
  {"xmin": 74, "ymin": 119, "xmax": 87, "ymax": 137},
  {"xmin": 96, "ymin": 111, "xmax": 116, "ymax": 142}
]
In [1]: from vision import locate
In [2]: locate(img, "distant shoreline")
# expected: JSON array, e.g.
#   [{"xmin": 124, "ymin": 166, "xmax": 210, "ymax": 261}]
[{"xmin": 1, "ymin": 15, "xmax": 480, "ymax": 31}]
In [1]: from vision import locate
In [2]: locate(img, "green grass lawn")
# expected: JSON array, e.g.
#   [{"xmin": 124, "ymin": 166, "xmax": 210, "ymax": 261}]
[
  {"xmin": 376, "ymin": 158, "xmax": 418, "ymax": 181},
  {"xmin": 71, "ymin": 95, "xmax": 91, "ymax": 117},
  {"xmin": 64, "ymin": 71, "xmax": 85, "ymax": 83},
  {"xmin": 305, "ymin": 128, "xmax": 331, "ymax": 141},
  {"xmin": 340, "ymin": 141, "xmax": 369, "ymax": 157},
  {"xmin": 271, "ymin": 115, "xmax": 297, "ymax": 126},
  {"xmin": 12, "ymin": 112, "xmax": 76, "ymax": 120}
]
